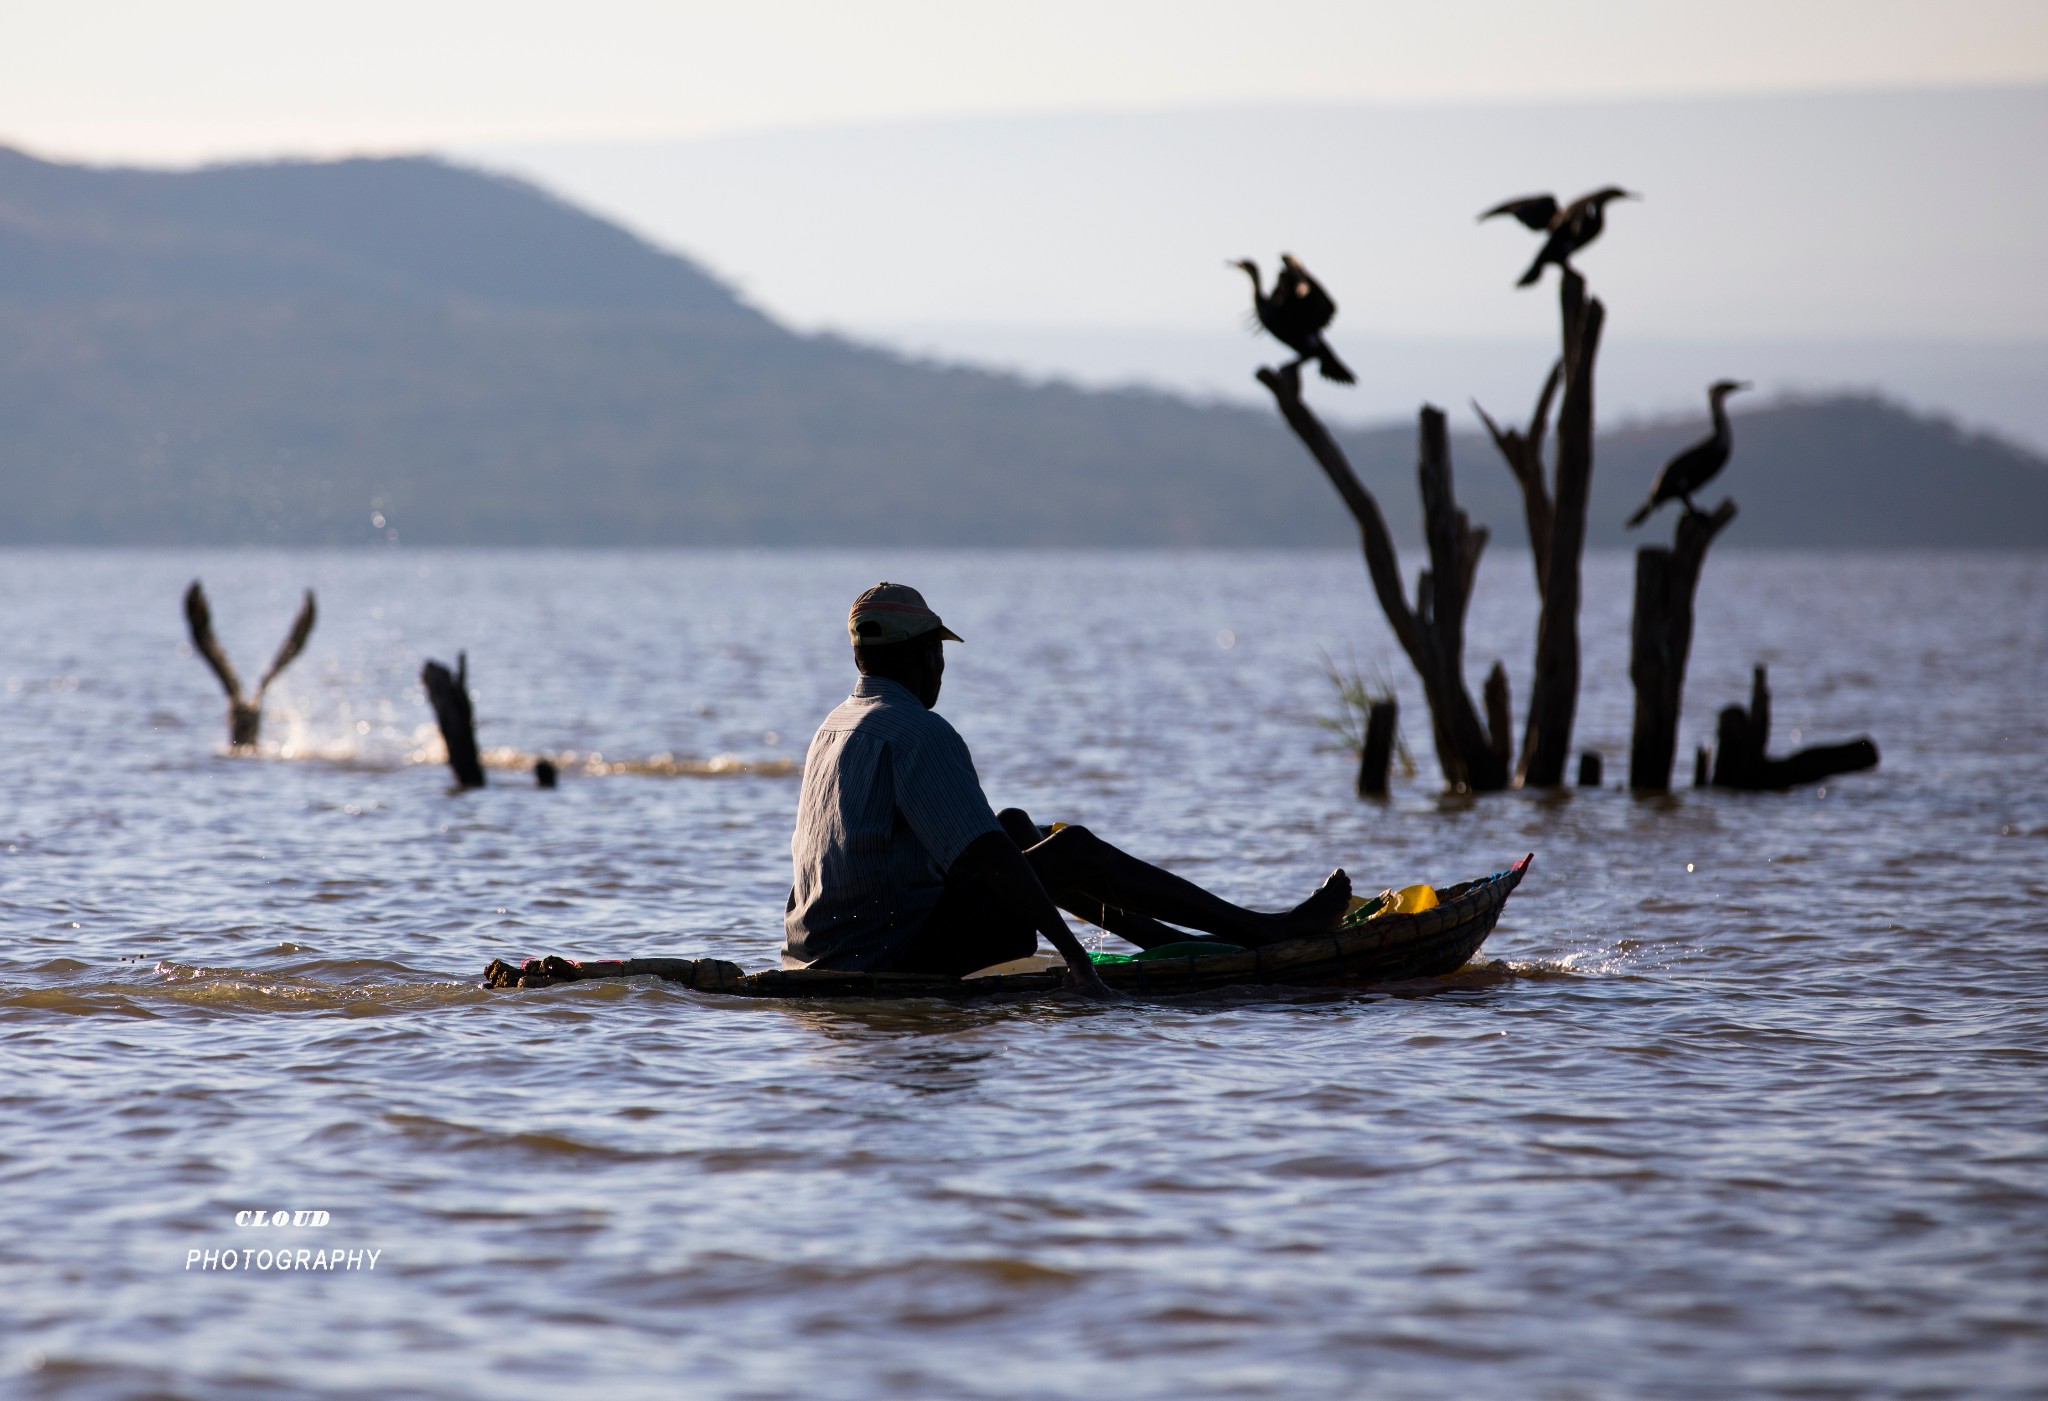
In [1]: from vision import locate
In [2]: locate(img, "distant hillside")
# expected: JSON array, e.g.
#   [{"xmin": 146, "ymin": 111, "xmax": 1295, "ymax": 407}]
[
  {"xmin": 0, "ymin": 146, "xmax": 756, "ymax": 321},
  {"xmin": 2, "ymin": 146, "xmax": 2043, "ymax": 549}
]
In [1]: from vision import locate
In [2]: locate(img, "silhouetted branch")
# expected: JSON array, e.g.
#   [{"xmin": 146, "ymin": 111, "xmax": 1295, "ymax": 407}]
[
  {"xmin": 1257, "ymin": 365, "xmax": 1507, "ymax": 792},
  {"xmin": 1256, "ymin": 363, "xmax": 1419, "ymax": 656},
  {"xmin": 1474, "ymin": 357, "xmax": 1562, "ymax": 593}
]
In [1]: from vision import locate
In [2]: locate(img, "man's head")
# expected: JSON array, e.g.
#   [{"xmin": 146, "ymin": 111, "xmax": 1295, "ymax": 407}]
[{"xmin": 848, "ymin": 582, "xmax": 959, "ymax": 708}]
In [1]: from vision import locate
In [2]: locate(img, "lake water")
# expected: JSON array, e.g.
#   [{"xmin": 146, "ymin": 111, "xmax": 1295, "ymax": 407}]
[{"xmin": 3, "ymin": 547, "xmax": 2044, "ymax": 1400}]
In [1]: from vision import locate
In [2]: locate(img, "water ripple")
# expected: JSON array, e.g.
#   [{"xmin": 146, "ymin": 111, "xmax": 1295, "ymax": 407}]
[{"xmin": 2, "ymin": 548, "xmax": 2045, "ymax": 1399}]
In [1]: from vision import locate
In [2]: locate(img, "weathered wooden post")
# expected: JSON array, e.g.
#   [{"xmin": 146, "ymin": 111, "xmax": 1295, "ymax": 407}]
[
  {"xmin": 1475, "ymin": 268, "xmax": 1605, "ymax": 787},
  {"xmin": 421, "ymin": 652, "xmax": 485, "ymax": 788},
  {"xmin": 1258, "ymin": 363, "xmax": 1511, "ymax": 791},
  {"xmin": 1577, "ymin": 752, "xmax": 1603, "ymax": 788},
  {"xmin": 1628, "ymin": 501, "xmax": 1737, "ymax": 790},
  {"xmin": 1355, "ymin": 699, "xmax": 1398, "ymax": 797}
]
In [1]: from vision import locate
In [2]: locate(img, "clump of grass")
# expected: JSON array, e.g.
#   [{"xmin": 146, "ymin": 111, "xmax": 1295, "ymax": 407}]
[{"xmin": 1314, "ymin": 650, "xmax": 1416, "ymax": 777}]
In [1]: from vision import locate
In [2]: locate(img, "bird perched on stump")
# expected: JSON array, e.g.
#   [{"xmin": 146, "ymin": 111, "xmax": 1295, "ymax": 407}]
[
  {"xmin": 1626, "ymin": 380, "xmax": 1752, "ymax": 528},
  {"xmin": 1232, "ymin": 254, "xmax": 1356, "ymax": 383},
  {"xmin": 1481, "ymin": 187, "xmax": 1637, "ymax": 287}
]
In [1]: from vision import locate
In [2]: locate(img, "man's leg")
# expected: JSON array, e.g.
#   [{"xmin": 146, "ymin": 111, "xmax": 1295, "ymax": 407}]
[
  {"xmin": 994, "ymin": 808, "xmax": 1186, "ymax": 947},
  {"xmin": 892, "ymin": 870, "xmax": 1039, "ymax": 977},
  {"xmin": 997, "ymin": 808, "xmax": 1349, "ymax": 950}
]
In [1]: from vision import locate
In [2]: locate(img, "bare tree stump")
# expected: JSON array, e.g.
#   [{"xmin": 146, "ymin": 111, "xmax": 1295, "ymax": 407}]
[
  {"xmin": 1258, "ymin": 364, "xmax": 1509, "ymax": 792},
  {"xmin": 1483, "ymin": 662, "xmax": 1513, "ymax": 771},
  {"xmin": 1356, "ymin": 699, "xmax": 1398, "ymax": 798},
  {"xmin": 1713, "ymin": 701, "xmax": 1759, "ymax": 789},
  {"xmin": 1710, "ymin": 665, "xmax": 1880, "ymax": 790},
  {"xmin": 421, "ymin": 653, "xmax": 485, "ymax": 788},
  {"xmin": 1628, "ymin": 501, "xmax": 1737, "ymax": 791}
]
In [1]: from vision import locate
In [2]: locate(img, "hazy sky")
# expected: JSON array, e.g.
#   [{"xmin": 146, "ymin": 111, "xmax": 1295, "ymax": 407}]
[
  {"xmin": 458, "ymin": 87, "xmax": 2048, "ymax": 447},
  {"xmin": 474, "ymin": 92, "xmax": 2048, "ymax": 342},
  {"xmin": 4, "ymin": 0, "xmax": 2046, "ymax": 162}
]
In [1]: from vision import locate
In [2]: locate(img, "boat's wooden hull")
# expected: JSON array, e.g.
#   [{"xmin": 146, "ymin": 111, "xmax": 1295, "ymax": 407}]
[{"xmin": 484, "ymin": 854, "xmax": 1531, "ymax": 1000}]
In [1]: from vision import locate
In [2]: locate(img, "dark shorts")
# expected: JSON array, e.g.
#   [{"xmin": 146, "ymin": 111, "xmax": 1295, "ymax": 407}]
[{"xmin": 890, "ymin": 872, "xmax": 1038, "ymax": 977}]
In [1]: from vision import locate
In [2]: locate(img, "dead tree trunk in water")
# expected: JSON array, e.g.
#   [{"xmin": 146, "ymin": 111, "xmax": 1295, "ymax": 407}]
[
  {"xmin": 1258, "ymin": 364, "xmax": 1511, "ymax": 791},
  {"xmin": 421, "ymin": 653, "xmax": 486, "ymax": 788},
  {"xmin": 1355, "ymin": 699, "xmax": 1398, "ymax": 797},
  {"xmin": 1475, "ymin": 268, "xmax": 1605, "ymax": 787},
  {"xmin": 1628, "ymin": 501, "xmax": 1737, "ymax": 790},
  {"xmin": 1710, "ymin": 665, "xmax": 1880, "ymax": 790}
]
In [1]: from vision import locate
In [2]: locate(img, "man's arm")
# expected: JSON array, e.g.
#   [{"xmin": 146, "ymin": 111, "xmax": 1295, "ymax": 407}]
[{"xmin": 951, "ymin": 830, "xmax": 1116, "ymax": 999}]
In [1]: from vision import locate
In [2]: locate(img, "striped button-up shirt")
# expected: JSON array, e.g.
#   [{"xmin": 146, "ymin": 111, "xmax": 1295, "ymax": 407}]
[{"xmin": 782, "ymin": 677, "xmax": 1004, "ymax": 971}]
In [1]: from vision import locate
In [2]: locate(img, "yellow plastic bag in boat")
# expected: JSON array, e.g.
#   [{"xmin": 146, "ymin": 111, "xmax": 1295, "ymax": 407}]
[{"xmin": 1369, "ymin": 884, "xmax": 1439, "ymax": 918}]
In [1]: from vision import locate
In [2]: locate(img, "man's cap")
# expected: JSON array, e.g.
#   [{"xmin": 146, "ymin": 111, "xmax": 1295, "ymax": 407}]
[{"xmin": 847, "ymin": 582, "xmax": 963, "ymax": 647}]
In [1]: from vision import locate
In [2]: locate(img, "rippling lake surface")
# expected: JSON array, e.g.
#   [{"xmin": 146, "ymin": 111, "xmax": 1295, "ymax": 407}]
[{"xmin": 3, "ymin": 547, "xmax": 2044, "ymax": 1400}]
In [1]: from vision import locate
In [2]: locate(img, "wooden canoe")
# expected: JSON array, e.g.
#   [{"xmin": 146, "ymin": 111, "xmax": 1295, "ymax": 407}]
[{"xmin": 483, "ymin": 854, "xmax": 1531, "ymax": 1000}]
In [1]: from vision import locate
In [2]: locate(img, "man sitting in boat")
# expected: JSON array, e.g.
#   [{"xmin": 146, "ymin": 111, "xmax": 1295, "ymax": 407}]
[{"xmin": 782, "ymin": 582, "xmax": 1353, "ymax": 993}]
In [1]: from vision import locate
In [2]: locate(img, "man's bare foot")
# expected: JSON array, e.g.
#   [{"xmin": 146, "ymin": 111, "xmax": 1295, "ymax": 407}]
[
  {"xmin": 1258, "ymin": 869, "xmax": 1352, "ymax": 945},
  {"xmin": 1062, "ymin": 963, "xmax": 1122, "ymax": 1001}
]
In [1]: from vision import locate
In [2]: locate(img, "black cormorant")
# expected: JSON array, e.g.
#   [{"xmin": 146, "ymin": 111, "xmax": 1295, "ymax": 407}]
[
  {"xmin": 184, "ymin": 581, "xmax": 318, "ymax": 746},
  {"xmin": 1232, "ymin": 255, "xmax": 1356, "ymax": 383},
  {"xmin": 1625, "ymin": 380, "xmax": 1751, "ymax": 528},
  {"xmin": 1481, "ymin": 187, "xmax": 1637, "ymax": 287}
]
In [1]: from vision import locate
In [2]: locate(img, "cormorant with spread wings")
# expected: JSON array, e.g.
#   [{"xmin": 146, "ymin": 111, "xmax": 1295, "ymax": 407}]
[
  {"xmin": 1231, "ymin": 254, "xmax": 1356, "ymax": 384},
  {"xmin": 1481, "ymin": 187, "xmax": 1637, "ymax": 287},
  {"xmin": 184, "ymin": 581, "xmax": 318, "ymax": 746}
]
